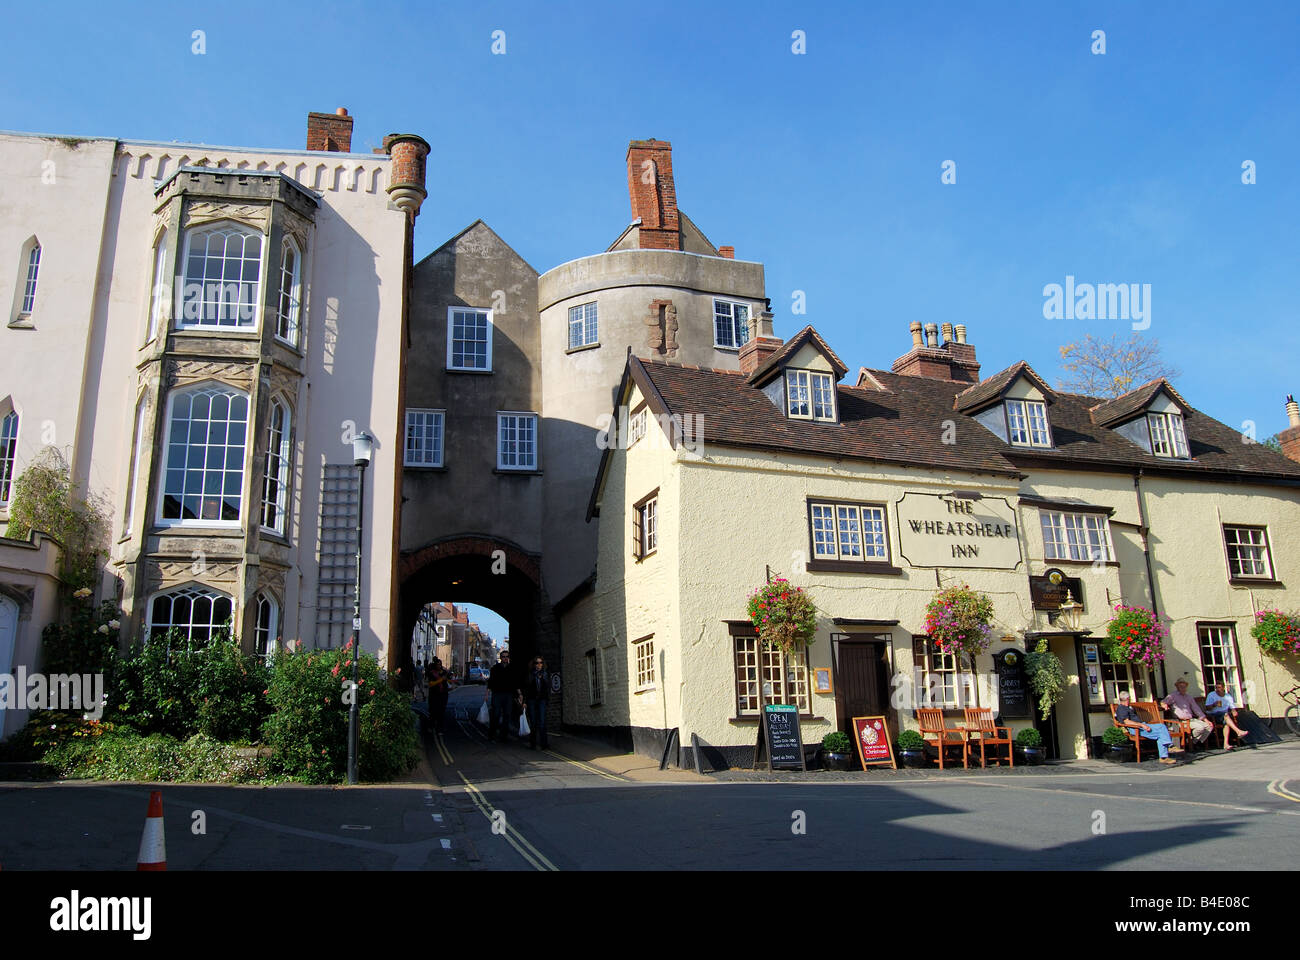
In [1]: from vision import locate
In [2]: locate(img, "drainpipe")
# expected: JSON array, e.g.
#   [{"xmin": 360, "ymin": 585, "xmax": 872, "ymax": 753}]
[{"xmin": 1133, "ymin": 470, "xmax": 1170, "ymax": 696}]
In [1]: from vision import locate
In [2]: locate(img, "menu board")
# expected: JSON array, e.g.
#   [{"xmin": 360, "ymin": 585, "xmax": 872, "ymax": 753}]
[
  {"xmin": 754, "ymin": 704, "xmax": 806, "ymax": 771},
  {"xmin": 993, "ymin": 649, "xmax": 1030, "ymax": 718},
  {"xmin": 852, "ymin": 716, "xmax": 897, "ymax": 769}
]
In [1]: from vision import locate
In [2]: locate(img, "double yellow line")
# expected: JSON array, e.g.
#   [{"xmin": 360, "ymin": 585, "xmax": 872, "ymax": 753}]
[
  {"xmin": 543, "ymin": 748, "xmax": 625, "ymax": 783},
  {"xmin": 456, "ymin": 772, "xmax": 559, "ymax": 871},
  {"xmin": 1267, "ymin": 779, "xmax": 1300, "ymax": 803},
  {"xmin": 431, "ymin": 730, "xmax": 453, "ymax": 766}
]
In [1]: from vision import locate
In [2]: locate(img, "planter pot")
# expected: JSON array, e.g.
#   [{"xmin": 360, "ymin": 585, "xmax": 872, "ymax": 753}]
[
  {"xmin": 899, "ymin": 748, "xmax": 928, "ymax": 769},
  {"xmin": 1015, "ymin": 744, "xmax": 1046, "ymax": 766},
  {"xmin": 822, "ymin": 751, "xmax": 853, "ymax": 772},
  {"xmin": 1105, "ymin": 744, "xmax": 1134, "ymax": 763}
]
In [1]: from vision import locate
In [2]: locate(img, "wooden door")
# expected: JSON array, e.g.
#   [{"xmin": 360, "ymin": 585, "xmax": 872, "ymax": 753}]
[{"xmin": 834, "ymin": 639, "xmax": 889, "ymax": 736}]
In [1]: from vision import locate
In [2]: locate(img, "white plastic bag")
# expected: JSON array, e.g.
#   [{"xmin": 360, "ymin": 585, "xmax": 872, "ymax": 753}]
[
  {"xmin": 519, "ymin": 711, "xmax": 531, "ymax": 737},
  {"xmin": 477, "ymin": 701, "xmax": 489, "ymax": 725}
]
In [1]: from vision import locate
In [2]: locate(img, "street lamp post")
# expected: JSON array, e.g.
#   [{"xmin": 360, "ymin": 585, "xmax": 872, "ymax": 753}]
[{"xmin": 347, "ymin": 431, "xmax": 374, "ymax": 786}]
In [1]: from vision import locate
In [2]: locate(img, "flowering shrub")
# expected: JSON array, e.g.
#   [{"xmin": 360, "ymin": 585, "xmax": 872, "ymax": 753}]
[
  {"xmin": 746, "ymin": 578, "xmax": 818, "ymax": 653},
  {"xmin": 923, "ymin": 585, "xmax": 994, "ymax": 661},
  {"xmin": 1103, "ymin": 605, "xmax": 1167, "ymax": 666},
  {"xmin": 1250, "ymin": 609, "xmax": 1300, "ymax": 657}
]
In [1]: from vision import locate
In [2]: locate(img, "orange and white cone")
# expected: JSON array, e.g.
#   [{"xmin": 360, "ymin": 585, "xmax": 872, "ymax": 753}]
[{"xmin": 136, "ymin": 790, "xmax": 167, "ymax": 871}]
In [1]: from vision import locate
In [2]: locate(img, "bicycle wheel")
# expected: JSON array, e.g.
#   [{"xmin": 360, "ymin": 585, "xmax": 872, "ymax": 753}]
[{"xmin": 1286, "ymin": 704, "xmax": 1300, "ymax": 738}]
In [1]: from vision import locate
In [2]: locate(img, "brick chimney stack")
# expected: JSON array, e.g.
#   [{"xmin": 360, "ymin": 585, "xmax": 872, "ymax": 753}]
[
  {"xmin": 739, "ymin": 309, "xmax": 782, "ymax": 378},
  {"xmin": 1280, "ymin": 394, "xmax": 1300, "ymax": 464},
  {"xmin": 627, "ymin": 139, "xmax": 680, "ymax": 251},
  {"xmin": 307, "ymin": 107, "xmax": 354, "ymax": 152},
  {"xmin": 717, "ymin": 245, "xmax": 735, "ymax": 259},
  {"xmin": 892, "ymin": 322, "xmax": 981, "ymax": 383}
]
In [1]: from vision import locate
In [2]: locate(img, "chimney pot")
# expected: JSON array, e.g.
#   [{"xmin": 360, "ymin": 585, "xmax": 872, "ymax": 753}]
[
  {"xmin": 909, "ymin": 322, "xmax": 923, "ymax": 349},
  {"xmin": 336, "ymin": 107, "xmax": 349, "ymax": 116},
  {"xmin": 941, "ymin": 322, "xmax": 954, "ymax": 345},
  {"xmin": 955, "ymin": 324, "xmax": 967, "ymax": 344},
  {"xmin": 924, "ymin": 323, "xmax": 939, "ymax": 348}
]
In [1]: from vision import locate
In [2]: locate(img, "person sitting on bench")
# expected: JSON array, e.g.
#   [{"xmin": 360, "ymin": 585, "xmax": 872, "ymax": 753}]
[
  {"xmin": 1115, "ymin": 690, "xmax": 1176, "ymax": 764},
  {"xmin": 1205, "ymin": 682, "xmax": 1249, "ymax": 749}
]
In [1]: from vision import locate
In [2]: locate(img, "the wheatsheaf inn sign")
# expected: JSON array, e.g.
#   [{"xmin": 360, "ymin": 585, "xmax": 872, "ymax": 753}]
[{"xmin": 895, "ymin": 492, "xmax": 1023, "ymax": 569}]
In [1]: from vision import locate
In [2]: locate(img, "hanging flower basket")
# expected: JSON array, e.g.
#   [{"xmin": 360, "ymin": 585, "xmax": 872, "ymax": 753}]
[
  {"xmin": 923, "ymin": 584, "xmax": 994, "ymax": 662},
  {"xmin": 746, "ymin": 578, "xmax": 818, "ymax": 654},
  {"xmin": 1250, "ymin": 609, "xmax": 1300, "ymax": 658},
  {"xmin": 1103, "ymin": 604, "xmax": 1167, "ymax": 666}
]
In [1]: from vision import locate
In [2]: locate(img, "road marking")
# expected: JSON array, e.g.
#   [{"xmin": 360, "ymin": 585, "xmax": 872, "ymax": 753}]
[
  {"xmin": 431, "ymin": 813, "xmax": 443, "ymax": 822},
  {"xmin": 432, "ymin": 730, "xmax": 453, "ymax": 765},
  {"xmin": 455, "ymin": 772, "xmax": 558, "ymax": 872},
  {"xmin": 542, "ymin": 749, "xmax": 626, "ymax": 783},
  {"xmin": 951, "ymin": 776, "xmax": 1299, "ymax": 816},
  {"xmin": 1267, "ymin": 779, "xmax": 1300, "ymax": 803},
  {"xmin": 440, "ymin": 838, "xmax": 452, "ymax": 849},
  {"xmin": 340, "ymin": 824, "xmax": 371, "ymax": 830}
]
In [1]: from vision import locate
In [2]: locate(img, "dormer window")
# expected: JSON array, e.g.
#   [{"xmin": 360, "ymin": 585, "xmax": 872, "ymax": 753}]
[
  {"xmin": 1006, "ymin": 399, "xmax": 1052, "ymax": 447},
  {"xmin": 786, "ymin": 370, "xmax": 836, "ymax": 421},
  {"xmin": 1147, "ymin": 411, "xmax": 1189, "ymax": 458}
]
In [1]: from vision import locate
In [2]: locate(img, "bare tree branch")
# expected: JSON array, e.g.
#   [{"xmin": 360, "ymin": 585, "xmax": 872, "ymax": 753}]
[{"xmin": 1057, "ymin": 333, "xmax": 1180, "ymax": 399}]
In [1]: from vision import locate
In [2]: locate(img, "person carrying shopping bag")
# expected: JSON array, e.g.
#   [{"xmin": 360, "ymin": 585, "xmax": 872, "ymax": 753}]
[{"xmin": 523, "ymin": 656, "xmax": 550, "ymax": 750}]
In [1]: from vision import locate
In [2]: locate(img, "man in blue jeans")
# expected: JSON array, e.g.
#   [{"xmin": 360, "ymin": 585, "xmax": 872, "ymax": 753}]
[
  {"xmin": 486, "ymin": 651, "xmax": 518, "ymax": 743},
  {"xmin": 1115, "ymin": 690, "xmax": 1176, "ymax": 764},
  {"xmin": 523, "ymin": 655, "xmax": 551, "ymax": 750}
]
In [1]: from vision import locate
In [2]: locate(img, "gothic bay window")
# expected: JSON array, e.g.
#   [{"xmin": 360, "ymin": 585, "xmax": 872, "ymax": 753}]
[
  {"xmin": 148, "ymin": 585, "xmax": 233, "ymax": 649},
  {"xmin": 713, "ymin": 299, "xmax": 750, "ymax": 349},
  {"xmin": 809, "ymin": 501, "xmax": 888, "ymax": 562},
  {"xmin": 1222, "ymin": 525, "xmax": 1272, "ymax": 580},
  {"xmin": 146, "ymin": 231, "xmax": 168, "ymax": 342},
  {"xmin": 0, "ymin": 409, "xmax": 18, "ymax": 504},
  {"xmin": 733, "ymin": 635, "xmax": 810, "ymax": 715},
  {"xmin": 448, "ymin": 307, "xmax": 492, "ymax": 371},
  {"xmin": 275, "ymin": 238, "xmax": 302, "ymax": 346},
  {"xmin": 786, "ymin": 370, "xmax": 836, "ymax": 421},
  {"xmin": 179, "ymin": 224, "xmax": 263, "ymax": 329},
  {"xmin": 1147, "ymin": 411, "xmax": 1189, "ymax": 458},
  {"xmin": 567, "ymin": 301, "xmax": 597, "ymax": 349},
  {"xmin": 260, "ymin": 397, "xmax": 291, "ymax": 534},
  {"xmin": 496, "ymin": 411, "xmax": 537, "ymax": 470},
  {"xmin": 160, "ymin": 385, "xmax": 249, "ymax": 525},
  {"xmin": 1006, "ymin": 399, "xmax": 1052, "ymax": 447},
  {"xmin": 1040, "ymin": 511, "xmax": 1112, "ymax": 562},
  {"xmin": 254, "ymin": 593, "xmax": 279, "ymax": 664}
]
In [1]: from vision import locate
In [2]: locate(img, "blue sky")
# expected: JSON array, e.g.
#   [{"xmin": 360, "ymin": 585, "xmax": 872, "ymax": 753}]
[{"xmin": 4, "ymin": 1, "xmax": 1297, "ymax": 433}]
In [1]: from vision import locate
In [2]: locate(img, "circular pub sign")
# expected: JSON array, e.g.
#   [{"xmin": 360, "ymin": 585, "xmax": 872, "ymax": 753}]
[{"xmin": 551, "ymin": 673, "xmax": 561, "ymax": 693}]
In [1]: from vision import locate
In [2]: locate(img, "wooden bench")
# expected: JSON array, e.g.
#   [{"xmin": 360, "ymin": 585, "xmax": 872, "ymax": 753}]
[
  {"xmin": 963, "ymin": 707, "xmax": 1013, "ymax": 767},
  {"xmin": 917, "ymin": 708, "xmax": 968, "ymax": 769}
]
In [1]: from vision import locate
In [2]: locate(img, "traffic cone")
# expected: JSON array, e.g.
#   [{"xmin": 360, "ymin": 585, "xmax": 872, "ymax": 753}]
[{"xmin": 136, "ymin": 790, "xmax": 167, "ymax": 871}]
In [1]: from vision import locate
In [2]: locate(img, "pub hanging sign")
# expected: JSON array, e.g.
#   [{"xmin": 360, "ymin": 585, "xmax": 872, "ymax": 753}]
[
  {"xmin": 895, "ymin": 493, "xmax": 1022, "ymax": 570},
  {"xmin": 1029, "ymin": 567, "xmax": 1084, "ymax": 611}
]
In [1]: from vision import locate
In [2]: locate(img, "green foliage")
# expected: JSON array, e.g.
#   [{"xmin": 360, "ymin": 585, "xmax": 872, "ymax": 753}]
[
  {"xmin": 746, "ymin": 578, "xmax": 818, "ymax": 654},
  {"xmin": 3, "ymin": 447, "xmax": 109, "ymax": 592},
  {"xmin": 1250, "ymin": 609, "xmax": 1300, "ymax": 657},
  {"xmin": 1102, "ymin": 725, "xmax": 1132, "ymax": 747},
  {"xmin": 1015, "ymin": 727, "xmax": 1043, "ymax": 748},
  {"xmin": 41, "ymin": 596, "xmax": 120, "ymax": 678},
  {"xmin": 111, "ymin": 629, "xmax": 269, "ymax": 742},
  {"xmin": 261, "ymin": 642, "xmax": 418, "ymax": 784},
  {"xmin": 896, "ymin": 729, "xmax": 926, "ymax": 751},
  {"xmin": 0, "ymin": 710, "xmax": 117, "ymax": 761},
  {"xmin": 1024, "ymin": 638, "xmax": 1067, "ymax": 721},
  {"xmin": 821, "ymin": 730, "xmax": 852, "ymax": 754},
  {"xmin": 42, "ymin": 731, "xmax": 272, "ymax": 783}
]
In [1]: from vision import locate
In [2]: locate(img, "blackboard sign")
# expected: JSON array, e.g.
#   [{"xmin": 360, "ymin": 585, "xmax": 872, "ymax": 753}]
[
  {"xmin": 753, "ymin": 704, "xmax": 806, "ymax": 771},
  {"xmin": 993, "ymin": 649, "xmax": 1030, "ymax": 719}
]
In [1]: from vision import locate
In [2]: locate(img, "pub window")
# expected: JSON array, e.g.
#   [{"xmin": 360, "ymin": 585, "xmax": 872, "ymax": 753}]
[
  {"xmin": 634, "ymin": 635, "xmax": 655, "ymax": 691},
  {"xmin": 628, "ymin": 408, "xmax": 647, "ymax": 447},
  {"xmin": 1005, "ymin": 399, "xmax": 1052, "ymax": 448},
  {"xmin": 1147, "ymin": 411, "xmax": 1189, "ymax": 458},
  {"xmin": 1222, "ymin": 525, "xmax": 1272, "ymax": 580},
  {"xmin": 632, "ymin": 490, "xmax": 658, "ymax": 560},
  {"xmin": 809, "ymin": 500, "xmax": 888, "ymax": 561},
  {"xmin": 1197, "ymin": 623, "xmax": 1246, "ymax": 706},
  {"xmin": 713, "ymin": 299, "xmax": 750, "ymax": 349},
  {"xmin": 1040, "ymin": 511, "xmax": 1112, "ymax": 562},
  {"xmin": 1101, "ymin": 657, "xmax": 1150, "ymax": 703},
  {"xmin": 733, "ymin": 635, "xmax": 810, "ymax": 716},
  {"xmin": 785, "ymin": 370, "xmax": 836, "ymax": 421},
  {"xmin": 913, "ymin": 638, "xmax": 975, "ymax": 709}
]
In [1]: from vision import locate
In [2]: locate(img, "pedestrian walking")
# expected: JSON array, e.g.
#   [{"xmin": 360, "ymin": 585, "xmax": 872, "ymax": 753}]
[
  {"xmin": 487, "ymin": 651, "xmax": 518, "ymax": 743},
  {"xmin": 523, "ymin": 655, "xmax": 550, "ymax": 750},
  {"xmin": 426, "ymin": 658, "xmax": 451, "ymax": 735}
]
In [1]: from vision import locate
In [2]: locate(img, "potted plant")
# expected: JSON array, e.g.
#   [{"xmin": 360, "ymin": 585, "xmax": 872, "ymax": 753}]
[
  {"xmin": 1014, "ymin": 727, "xmax": 1046, "ymax": 765},
  {"xmin": 924, "ymin": 584, "xmax": 995, "ymax": 666},
  {"xmin": 896, "ymin": 729, "xmax": 928, "ymax": 768},
  {"xmin": 820, "ymin": 730, "xmax": 854, "ymax": 771},
  {"xmin": 1250, "ymin": 609, "xmax": 1300, "ymax": 658},
  {"xmin": 1025, "ymin": 639, "xmax": 1066, "ymax": 722},
  {"xmin": 746, "ymin": 578, "xmax": 818, "ymax": 655},
  {"xmin": 1103, "ymin": 604, "xmax": 1167, "ymax": 668},
  {"xmin": 1101, "ymin": 724, "xmax": 1134, "ymax": 762}
]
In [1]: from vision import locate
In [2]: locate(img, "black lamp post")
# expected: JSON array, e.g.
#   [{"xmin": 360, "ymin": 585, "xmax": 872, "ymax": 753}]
[{"xmin": 347, "ymin": 430, "xmax": 373, "ymax": 786}]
